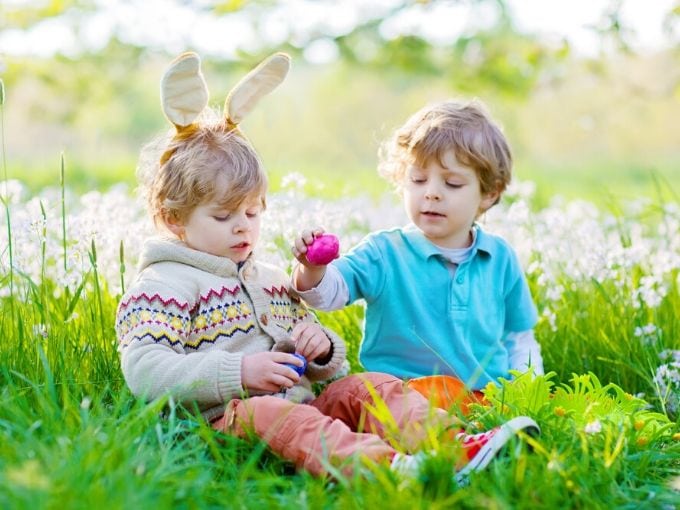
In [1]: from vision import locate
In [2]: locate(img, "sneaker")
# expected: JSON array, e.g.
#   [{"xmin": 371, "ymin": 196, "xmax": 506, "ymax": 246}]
[
  {"xmin": 390, "ymin": 416, "xmax": 540, "ymax": 483},
  {"xmin": 390, "ymin": 451, "xmax": 426, "ymax": 478},
  {"xmin": 454, "ymin": 416, "xmax": 540, "ymax": 484}
]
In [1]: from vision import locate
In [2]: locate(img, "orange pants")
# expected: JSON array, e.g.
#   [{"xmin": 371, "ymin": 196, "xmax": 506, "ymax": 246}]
[
  {"xmin": 212, "ymin": 372, "xmax": 454, "ymax": 476},
  {"xmin": 406, "ymin": 375, "xmax": 485, "ymax": 414}
]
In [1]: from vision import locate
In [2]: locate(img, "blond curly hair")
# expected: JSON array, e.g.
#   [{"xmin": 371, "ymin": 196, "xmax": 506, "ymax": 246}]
[
  {"xmin": 378, "ymin": 99, "xmax": 512, "ymax": 205},
  {"xmin": 138, "ymin": 111, "xmax": 267, "ymax": 228}
]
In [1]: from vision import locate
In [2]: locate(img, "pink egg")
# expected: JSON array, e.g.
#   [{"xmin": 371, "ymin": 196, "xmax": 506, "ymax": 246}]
[{"xmin": 306, "ymin": 233, "xmax": 340, "ymax": 265}]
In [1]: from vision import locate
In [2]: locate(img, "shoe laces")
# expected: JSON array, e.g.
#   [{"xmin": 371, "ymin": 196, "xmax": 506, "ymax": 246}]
[{"xmin": 456, "ymin": 427, "xmax": 498, "ymax": 446}]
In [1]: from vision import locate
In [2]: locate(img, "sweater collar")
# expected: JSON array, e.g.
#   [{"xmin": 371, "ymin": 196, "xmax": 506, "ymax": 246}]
[
  {"xmin": 138, "ymin": 237, "xmax": 252, "ymax": 278},
  {"xmin": 402, "ymin": 223, "xmax": 495, "ymax": 260}
]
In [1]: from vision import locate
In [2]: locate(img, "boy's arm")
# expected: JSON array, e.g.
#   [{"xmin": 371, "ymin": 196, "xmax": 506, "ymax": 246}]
[
  {"xmin": 502, "ymin": 244, "xmax": 542, "ymax": 374},
  {"xmin": 292, "ymin": 264, "xmax": 349, "ymax": 310},
  {"xmin": 120, "ymin": 341, "xmax": 244, "ymax": 403},
  {"xmin": 288, "ymin": 294, "xmax": 347, "ymax": 382},
  {"xmin": 116, "ymin": 279, "xmax": 244, "ymax": 405},
  {"xmin": 506, "ymin": 330, "xmax": 544, "ymax": 375},
  {"xmin": 293, "ymin": 263, "xmax": 327, "ymax": 292},
  {"xmin": 292, "ymin": 229, "xmax": 386, "ymax": 308}
]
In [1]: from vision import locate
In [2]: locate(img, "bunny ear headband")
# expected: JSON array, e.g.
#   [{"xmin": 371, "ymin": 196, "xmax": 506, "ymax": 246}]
[{"xmin": 159, "ymin": 51, "xmax": 291, "ymax": 164}]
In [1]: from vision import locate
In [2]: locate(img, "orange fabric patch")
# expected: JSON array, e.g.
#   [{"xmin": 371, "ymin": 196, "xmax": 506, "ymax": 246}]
[{"xmin": 407, "ymin": 375, "xmax": 485, "ymax": 414}]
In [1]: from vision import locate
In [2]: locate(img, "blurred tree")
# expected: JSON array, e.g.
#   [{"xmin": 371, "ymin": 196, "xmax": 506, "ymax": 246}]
[
  {"xmin": 2, "ymin": 0, "xmax": 90, "ymax": 29},
  {"xmin": 2, "ymin": 0, "xmax": 679, "ymax": 188},
  {"xmin": 4, "ymin": 0, "xmax": 676, "ymax": 100}
]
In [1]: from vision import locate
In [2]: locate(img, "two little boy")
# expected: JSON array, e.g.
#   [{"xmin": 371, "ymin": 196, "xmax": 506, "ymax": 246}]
[{"xmin": 115, "ymin": 52, "xmax": 541, "ymax": 482}]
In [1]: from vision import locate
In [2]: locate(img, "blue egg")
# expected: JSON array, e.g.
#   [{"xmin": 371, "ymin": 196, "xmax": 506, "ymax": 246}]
[{"xmin": 284, "ymin": 353, "xmax": 307, "ymax": 376}]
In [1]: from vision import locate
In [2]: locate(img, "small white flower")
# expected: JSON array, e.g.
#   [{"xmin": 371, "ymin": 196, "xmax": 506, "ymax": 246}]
[
  {"xmin": 280, "ymin": 172, "xmax": 307, "ymax": 190},
  {"xmin": 541, "ymin": 307, "xmax": 557, "ymax": 332},
  {"xmin": 546, "ymin": 284, "xmax": 564, "ymax": 302},
  {"xmin": 32, "ymin": 324, "xmax": 48, "ymax": 339},
  {"xmin": 584, "ymin": 420, "xmax": 602, "ymax": 434}
]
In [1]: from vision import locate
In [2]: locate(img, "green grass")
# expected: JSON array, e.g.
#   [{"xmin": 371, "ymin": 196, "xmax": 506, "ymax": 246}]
[
  {"xmin": 517, "ymin": 159, "xmax": 680, "ymax": 209},
  {"xmin": 1, "ymin": 142, "xmax": 679, "ymax": 508},
  {"xmin": 1, "ymin": 157, "xmax": 679, "ymax": 506},
  {"xmin": 0, "ymin": 258, "xmax": 678, "ymax": 508}
]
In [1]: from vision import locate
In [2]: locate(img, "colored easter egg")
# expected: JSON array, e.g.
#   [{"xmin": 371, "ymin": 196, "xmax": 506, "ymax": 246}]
[{"xmin": 306, "ymin": 233, "xmax": 339, "ymax": 265}]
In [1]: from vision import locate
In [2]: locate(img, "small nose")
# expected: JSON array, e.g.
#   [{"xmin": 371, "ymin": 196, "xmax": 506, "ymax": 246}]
[
  {"xmin": 425, "ymin": 183, "xmax": 442, "ymax": 200},
  {"xmin": 232, "ymin": 214, "xmax": 250, "ymax": 233}
]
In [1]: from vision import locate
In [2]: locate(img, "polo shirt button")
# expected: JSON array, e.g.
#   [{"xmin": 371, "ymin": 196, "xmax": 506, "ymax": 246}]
[
  {"xmin": 456, "ymin": 275, "xmax": 464, "ymax": 284},
  {"xmin": 260, "ymin": 314, "xmax": 268, "ymax": 325}
]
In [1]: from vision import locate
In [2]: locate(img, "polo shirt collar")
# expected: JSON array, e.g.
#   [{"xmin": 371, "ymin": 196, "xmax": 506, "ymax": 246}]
[{"xmin": 402, "ymin": 223, "xmax": 496, "ymax": 260}]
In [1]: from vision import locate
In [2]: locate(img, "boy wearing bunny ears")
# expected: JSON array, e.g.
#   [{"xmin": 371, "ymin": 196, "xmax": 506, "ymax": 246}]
[{"xmin": 115, "ymin": 53, "xmax": 539, "ymax": 481}]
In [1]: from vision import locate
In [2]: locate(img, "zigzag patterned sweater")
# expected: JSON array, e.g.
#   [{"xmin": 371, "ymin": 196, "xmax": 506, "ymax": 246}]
[{"xmin": 115, "ymin": 238, "xmax": 347, "ymax": 421}]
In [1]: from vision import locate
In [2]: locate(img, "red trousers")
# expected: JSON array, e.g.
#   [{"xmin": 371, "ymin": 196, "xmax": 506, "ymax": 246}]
[{"xmin": 212, "ymin": 372, "xmax": 453, "ymax": 476}]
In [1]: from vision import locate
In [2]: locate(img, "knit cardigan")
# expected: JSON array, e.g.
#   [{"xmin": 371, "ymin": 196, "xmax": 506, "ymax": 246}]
[{"xmin": 115, "ymin": 237, "xmax": 347, "ymax": 421}]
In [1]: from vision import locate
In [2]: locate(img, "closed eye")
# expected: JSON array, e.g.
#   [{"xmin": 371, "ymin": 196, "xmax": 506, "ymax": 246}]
[
  {"xmin": 213, "ymin": 215, "xmax": 230, "ymax": 222},
  {"xmin": 446, "ymin": 183, "xmax": 464, "ymax": 189}
]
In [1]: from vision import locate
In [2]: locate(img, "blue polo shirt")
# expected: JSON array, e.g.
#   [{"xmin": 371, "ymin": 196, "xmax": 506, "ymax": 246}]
[{"xmin": 332, "ymin": 224, "xmax": 537, "ymax": 389}]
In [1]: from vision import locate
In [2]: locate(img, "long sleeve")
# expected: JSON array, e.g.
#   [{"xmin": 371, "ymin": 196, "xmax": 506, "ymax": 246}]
[
  {"xmin": 285, "ymin": 285, "xmax": 347, "ymax": 382},
  {"xmin": 293, "ymin": 264, "xmax": 350, "ymax": 311},
  {"xmin": 116, "ymin": 278, "xmax": 244, "ymax": 406},
  {"xmin": 506, "ymin": 330, "xmax": 544, "ymax": 375}
]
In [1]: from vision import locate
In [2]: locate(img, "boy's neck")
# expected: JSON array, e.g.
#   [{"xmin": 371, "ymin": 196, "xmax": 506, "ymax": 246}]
[{"xmin": 430, "ymin": 227, "xmax": 474, "ymax": 250}]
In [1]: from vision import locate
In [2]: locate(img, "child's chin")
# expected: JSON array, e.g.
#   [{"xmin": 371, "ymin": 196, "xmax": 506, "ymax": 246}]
[{"xmin": 229, "ymin": 252, "xmax": 252, "ymax": 263}]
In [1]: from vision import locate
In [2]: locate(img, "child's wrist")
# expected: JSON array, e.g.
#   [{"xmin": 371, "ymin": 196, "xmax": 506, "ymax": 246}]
[{"xmin": 295, "ymin": 264, "xmax": 326, "ymax": 290}]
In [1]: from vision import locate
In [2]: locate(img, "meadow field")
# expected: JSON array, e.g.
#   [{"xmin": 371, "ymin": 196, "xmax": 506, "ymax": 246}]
[
  {"xmin": 0, "ymin": 159, "xmax": 679, "ymax": 508},
  {"xmin": 1, "ymin": 35, "xmax": 680, "ymax": 509}
]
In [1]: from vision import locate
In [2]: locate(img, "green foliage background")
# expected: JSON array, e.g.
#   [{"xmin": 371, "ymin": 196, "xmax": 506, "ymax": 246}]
[
  {"xmin": 2, "ymin": 1, "xmax": 679, "ymax": 206},
  {"xmin": 1, "ymin": 1, "xmax": 679, "ymax": 507}
]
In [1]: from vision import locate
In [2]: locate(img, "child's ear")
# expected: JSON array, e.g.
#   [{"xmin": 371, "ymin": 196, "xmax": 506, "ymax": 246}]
[
  {"xmin": 479, "ymin": 189, "xmax": 500, "ymax": 213},
  {"xmin": 162, "ymin": 211, "xmax": 185, "ymax": 238}
]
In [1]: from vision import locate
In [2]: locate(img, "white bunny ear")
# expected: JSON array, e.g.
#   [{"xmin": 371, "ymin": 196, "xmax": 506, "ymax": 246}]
[
  {"xmin": 225, "ymin": 52, "xmax": 290, "ymax": 125},
  {"xmin": 161, "ymin": 52, "xmax": 210, "ymax": 129}
]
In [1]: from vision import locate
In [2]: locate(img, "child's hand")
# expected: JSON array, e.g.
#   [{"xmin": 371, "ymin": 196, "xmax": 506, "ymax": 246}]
[
  {"xmin": 292, "ymin": 322, "xmax": 331, "ymax": 362},
  {"xmin": 292, "ymin": 228, "xmax": 332, "ymax": 291},
  {"xmin": 241, "ymin": 351, "xmax": 304, "ymax": 393},
  {"xmin": 292, "ymin": 227, "xmax": 326, "ymax": 266}
]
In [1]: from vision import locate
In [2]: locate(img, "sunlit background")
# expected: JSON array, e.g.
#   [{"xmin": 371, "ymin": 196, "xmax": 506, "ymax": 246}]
[
  {"xmin": 1, "ymin": 0, "xmax": 679, "ymax": 204},
  {"xmin": 1, "ymin": 5, "xmax": 680, "ymax": 505}
]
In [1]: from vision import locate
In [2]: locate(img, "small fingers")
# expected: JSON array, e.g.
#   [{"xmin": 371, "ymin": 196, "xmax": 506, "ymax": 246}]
[
  {"xmin": 306, "ymin": 343, "xmax": 327, "ymax": 362},
  {"xmin": 301, "ymin": 229, "xmax": 317, "ymax": 245},
  {"xmin": 270, "ymin": 364, "xmax": 300, "ymax": 389},
  {"xmin": 293, "ymin": 324, "xmax": 329, "ymax": 360},
  {"xmin": 299, "ymin": 228, "xmax": 325, "ymax": 247},
  {"xmin": 293, "ymin": 235, "xmax": 309, "ymax": 254},
  {"xmin": 291, "ymin": 322, "xmax": 312, "ymax": 349}
]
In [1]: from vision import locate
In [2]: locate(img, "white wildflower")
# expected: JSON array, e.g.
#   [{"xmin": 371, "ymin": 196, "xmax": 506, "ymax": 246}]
[
  {"xmin": 32, "ymin": 324, "xmax": 48, "ymax": 339},
  {"xmin": 280, "ymin": 172, "xmax": 307, "ymax": 190},
  {"xmin": 653, "ymin": 350, "xmax": 680, "ymax": 417},
  {"xmin": 584, "ymin": 420, "xmax": 602, "ymax": 434},
  {"xmin": 541, "ymin": 307, "xmax": 557, "ymax": 332}
]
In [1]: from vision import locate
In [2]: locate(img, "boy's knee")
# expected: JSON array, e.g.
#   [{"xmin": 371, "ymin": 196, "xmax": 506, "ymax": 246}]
[
  {"xmin": 219, "ymin": 396, "xmax": 297, "ymax": 435},
  {"xmin": 358, "ymin": 372, "xmax": 404, "ymax": 388},
  {"xmin": 331, "ymin": 372, "xmax": 404, "ymax": 397}
]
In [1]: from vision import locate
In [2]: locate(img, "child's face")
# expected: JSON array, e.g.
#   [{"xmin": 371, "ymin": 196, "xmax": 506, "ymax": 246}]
[
  {"xmin": 403, "ymin": 150, "xmax": 498, "ymax": 249},
  {"xmin": 169, "ymin": 193, "xmax": 263, "ymax": 263}
]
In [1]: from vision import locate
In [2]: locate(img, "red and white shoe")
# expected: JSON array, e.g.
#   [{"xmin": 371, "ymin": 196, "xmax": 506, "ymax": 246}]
[
  {"xmin": 454, "ymin": 416, "xmax": 540, "ymax": 483},
  {"xmin": 391, "ymin": 416, "xmax": 540, "ymax": 483}
]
